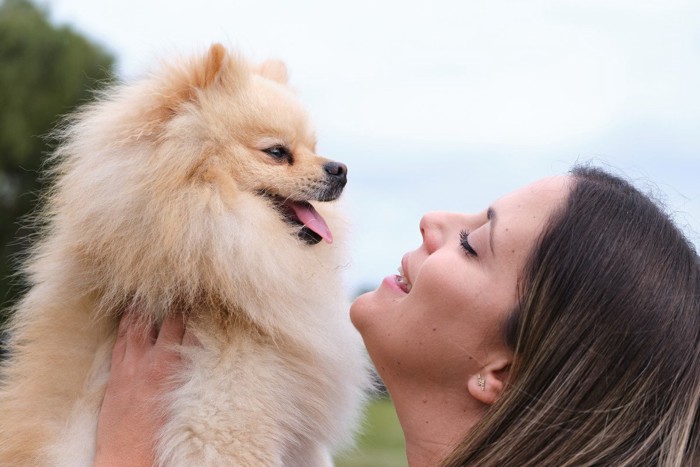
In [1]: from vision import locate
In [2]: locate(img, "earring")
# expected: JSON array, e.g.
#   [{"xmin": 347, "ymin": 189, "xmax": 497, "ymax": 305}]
[{"xmin": 477, "ymin": 374, "xmax": 485, "ymax": 391}]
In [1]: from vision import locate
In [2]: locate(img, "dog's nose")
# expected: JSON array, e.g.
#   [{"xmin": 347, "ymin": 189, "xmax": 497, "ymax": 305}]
[{"xmin": 324, "ymin": 162, "xmax": 347, "ymax": 185}]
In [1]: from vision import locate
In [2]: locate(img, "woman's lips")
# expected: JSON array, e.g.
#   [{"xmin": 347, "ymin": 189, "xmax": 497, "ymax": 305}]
[
  {"xmin": 395, "ymin": 274, "xmax": 410, "ymax": 293},
  {"xmin": 381, "ymin": 253, "xmax": 413, "ymax": 295},
  {"xmin": 381, "ymin": 275, "xmax": 408, "ymax": 294},
  {"xmin": 394, "ymin": 254, "xmax": 412, "ymax": 293},
  {"xmin": 401, "ymin": 254, "xmax": 411, "ymax": 285}
]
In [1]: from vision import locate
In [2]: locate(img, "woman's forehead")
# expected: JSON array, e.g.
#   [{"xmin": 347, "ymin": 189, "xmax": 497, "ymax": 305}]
[
  {"xmin": 488, "ymin": 176, "xmax": 571, "ymax": 248},
  {"xmin": 493, "ymin": 176, "xmax": 571, "ymax": 213}
]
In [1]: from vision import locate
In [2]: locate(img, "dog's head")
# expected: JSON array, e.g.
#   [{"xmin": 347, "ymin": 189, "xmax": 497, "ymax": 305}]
[
  {"xmin": 151, "ymin": 44, "xmax": 346, "ymax": 245},
  {"xmin": 49, "ymin": 44, "xmax": 349, "ymax": 322}
]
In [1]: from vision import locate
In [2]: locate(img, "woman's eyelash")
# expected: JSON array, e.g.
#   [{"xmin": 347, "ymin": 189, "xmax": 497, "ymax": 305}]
[{"xmin": 459, "ymin": 230, "xmax": 478, "ymax": 257}]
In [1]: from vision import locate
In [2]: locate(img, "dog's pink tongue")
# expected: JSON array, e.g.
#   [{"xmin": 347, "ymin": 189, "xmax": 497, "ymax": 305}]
[{"xmin": 288, "ymin": 201, "xmax": 333, "ymax": 244}]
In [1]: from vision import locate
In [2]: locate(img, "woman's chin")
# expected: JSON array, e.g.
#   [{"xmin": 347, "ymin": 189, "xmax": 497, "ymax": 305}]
[{"xmin": 349, "ymin": 289, "xmax": 374, "ymax": 331}]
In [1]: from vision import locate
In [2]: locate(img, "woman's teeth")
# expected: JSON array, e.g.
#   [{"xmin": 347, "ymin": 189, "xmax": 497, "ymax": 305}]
[{"xmin": 397, "ymin": 266, "xmax": 412, "ymax": 293}]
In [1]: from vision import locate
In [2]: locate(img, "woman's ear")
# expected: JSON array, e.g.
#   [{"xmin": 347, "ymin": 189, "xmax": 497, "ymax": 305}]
[{"xmin": 467, "ymin": 358, "xmax": 511, "ymax": 406}]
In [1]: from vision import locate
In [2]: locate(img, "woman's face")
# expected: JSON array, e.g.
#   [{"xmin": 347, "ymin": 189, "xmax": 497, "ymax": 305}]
[{"xmin": 350, "ymin": 176, "xmax": 571, "ymax": 392}]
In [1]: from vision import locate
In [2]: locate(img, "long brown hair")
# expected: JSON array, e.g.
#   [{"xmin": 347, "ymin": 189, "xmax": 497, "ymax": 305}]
[{"xmin": 443, "ymin": 166, "xmax": 700, "ymax": 466}]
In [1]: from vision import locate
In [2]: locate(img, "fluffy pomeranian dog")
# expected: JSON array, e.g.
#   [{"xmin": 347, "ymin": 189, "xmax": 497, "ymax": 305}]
[{"xmin": 0, "ymin": 44, "xmax": 370, "ymax": 466}]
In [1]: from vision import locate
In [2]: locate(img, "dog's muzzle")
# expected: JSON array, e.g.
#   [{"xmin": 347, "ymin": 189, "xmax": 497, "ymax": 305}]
[{"xmin": 316, "ymin": 162, "xmax": 347, "ymax": 202}]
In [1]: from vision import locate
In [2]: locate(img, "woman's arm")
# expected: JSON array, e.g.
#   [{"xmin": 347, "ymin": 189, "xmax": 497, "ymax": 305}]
[{"xmin": 94, "ymin": 313, "xmax": 186, "ymax": 467}]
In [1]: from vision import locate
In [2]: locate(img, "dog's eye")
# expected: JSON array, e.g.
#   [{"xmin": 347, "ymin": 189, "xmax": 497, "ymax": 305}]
[{"xmin": 263, "ymin": 145, "xmax": 292, "ymax": 162}]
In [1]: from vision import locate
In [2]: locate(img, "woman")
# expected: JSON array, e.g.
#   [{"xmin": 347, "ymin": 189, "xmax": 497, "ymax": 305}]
[{"xmin": 96, "ymin": 166, "xmax": 700, "ymax": 466}]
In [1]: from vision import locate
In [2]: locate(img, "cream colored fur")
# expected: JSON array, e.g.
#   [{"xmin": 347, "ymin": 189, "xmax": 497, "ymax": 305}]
[{"xmin": 0, "ymin": 44, "xmax": 370, "ymax": 466}]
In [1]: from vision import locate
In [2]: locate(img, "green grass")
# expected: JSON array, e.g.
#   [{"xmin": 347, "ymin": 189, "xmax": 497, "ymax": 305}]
[{"xmin": 335, "ymin": 397, "xmax": 407, "ymax": 467}]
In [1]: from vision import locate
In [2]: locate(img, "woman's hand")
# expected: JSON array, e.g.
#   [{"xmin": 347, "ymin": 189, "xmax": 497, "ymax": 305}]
[{"xmin": 94, "ymin": 313, "xmax": 187, "ymax": 467}]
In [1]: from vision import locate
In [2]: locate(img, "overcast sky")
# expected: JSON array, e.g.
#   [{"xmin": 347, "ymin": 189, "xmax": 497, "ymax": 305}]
[{"xmin": 45, "ymin": 0, "xmax": 700, "ymax": 293}]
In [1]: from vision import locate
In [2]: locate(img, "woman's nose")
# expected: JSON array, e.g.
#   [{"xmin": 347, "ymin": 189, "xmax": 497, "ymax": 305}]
[
  {"xmin": 420, "ymin": 211, "xmax": 481, "ymax": 254},
  {"xmin": 419, "ymin": 212, "xmax": 452, "ymax": 254}
]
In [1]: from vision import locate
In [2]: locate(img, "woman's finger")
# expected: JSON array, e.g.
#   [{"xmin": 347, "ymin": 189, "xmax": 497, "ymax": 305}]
[
  {"xmin": 182, "ymin": 326, "xmax": 200, "ymax": 347},
  {"xmin": 122, "ymin": 311, "xmax": 153, "ymax": 358},
  {"xmin": 156, "ymin": 314, "xmax": 185, "ymax": 346},
  {"xmin": 110, "ymin": 314, "xmax": 130, "ymax": 364}
]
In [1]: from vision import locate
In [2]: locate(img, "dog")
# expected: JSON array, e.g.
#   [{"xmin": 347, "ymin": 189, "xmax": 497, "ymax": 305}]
[{"xmin": 0, "ymin": 43, "xmax": 370, "ymax": 466}]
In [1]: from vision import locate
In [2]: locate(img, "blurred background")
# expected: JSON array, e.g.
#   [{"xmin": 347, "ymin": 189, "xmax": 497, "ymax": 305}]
[{"xmin": 1, "ymin": 1, "xmax": 698, "ymax": 465}]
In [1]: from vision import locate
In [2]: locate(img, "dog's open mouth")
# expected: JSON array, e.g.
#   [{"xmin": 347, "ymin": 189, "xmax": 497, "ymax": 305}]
[{"xmin": 264, "ymin": 195, "xmax": 333, "ymax": 245}]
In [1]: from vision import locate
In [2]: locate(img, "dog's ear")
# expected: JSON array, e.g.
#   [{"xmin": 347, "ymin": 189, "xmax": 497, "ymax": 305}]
[
  {"xmin": 133, "ymin": 44, "xmax": 244, "ymax": 140},
  {"xmin": 196, "ymin": 43, "xmax": 227, "ymax": 88},
  {"xmin": 174, "ymin": 43, "xmax": 236, "ymax": 98},
  {"xmin": 150, "ymin": 45, "xmax": 234, "ymax": 121},
  {"xmin": 256, "ymin": 60, "xmax": 289, "ymax": 84}
]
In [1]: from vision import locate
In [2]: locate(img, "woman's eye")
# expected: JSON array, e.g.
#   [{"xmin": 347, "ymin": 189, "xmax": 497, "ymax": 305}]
[
  {"xmin": 459, "ymin": 230, "xmax": 478, "ymax": 257},
  {"xmin": 263, "ymin": 145, "xmax": 292, "ymax": 161}
]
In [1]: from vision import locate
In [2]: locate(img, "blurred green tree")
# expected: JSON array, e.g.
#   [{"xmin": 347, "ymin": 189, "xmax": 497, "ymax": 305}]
[{"xmin": 0, "ymin": 0, "xmax": 115, "ymax": 322}]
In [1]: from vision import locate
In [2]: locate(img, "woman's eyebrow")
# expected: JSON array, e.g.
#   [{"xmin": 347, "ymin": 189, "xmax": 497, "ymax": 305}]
[{"xmin": 487, "ymin": 207, "xmax": 496, "ymax": 256}]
